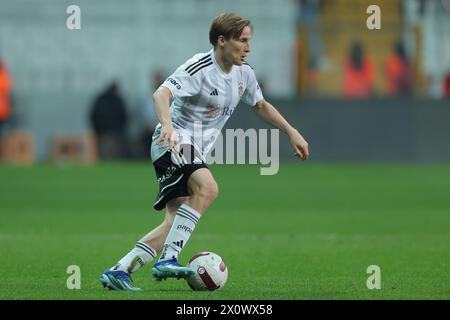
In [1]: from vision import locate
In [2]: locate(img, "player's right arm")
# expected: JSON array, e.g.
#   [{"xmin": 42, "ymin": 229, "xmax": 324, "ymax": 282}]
[
  {"xmin": 152, "ymin": 86, "xmax": 180, "ymax": 152},
  {"xmin": 153, "ymin": 54, "xmax": 204, "ymax": 152}
]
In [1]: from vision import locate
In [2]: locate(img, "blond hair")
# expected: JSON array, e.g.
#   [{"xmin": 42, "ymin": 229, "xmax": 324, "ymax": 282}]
[{"xmin": 209, "ymin": 13, "xmax": 253, "ymax": 47}]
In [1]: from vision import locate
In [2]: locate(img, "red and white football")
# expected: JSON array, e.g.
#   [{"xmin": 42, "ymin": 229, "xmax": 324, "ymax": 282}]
[{"xmin": 186, "ymin": 252, "xmax": 228, "ymax": 291}]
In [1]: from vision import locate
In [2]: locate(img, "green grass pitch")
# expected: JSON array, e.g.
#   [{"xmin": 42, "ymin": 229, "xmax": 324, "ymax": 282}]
[{"xmin": 0, "ymin": 163, "xmax": 449, "ymax": 300}]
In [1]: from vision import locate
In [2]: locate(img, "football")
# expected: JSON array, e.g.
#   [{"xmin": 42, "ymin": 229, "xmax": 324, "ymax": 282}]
[{"xmin": 186, "ymin": 252, "xmax": 228, "ymax": 291}]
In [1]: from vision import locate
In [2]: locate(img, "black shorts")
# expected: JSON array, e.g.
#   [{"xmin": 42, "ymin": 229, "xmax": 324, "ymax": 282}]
[{"xmin": 153, "ymin": 144, "xmax": 208, "ymax": 211}]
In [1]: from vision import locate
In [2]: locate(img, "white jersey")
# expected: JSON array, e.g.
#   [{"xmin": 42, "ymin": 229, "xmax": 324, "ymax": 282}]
[{"xmin": 151, "ymin": 49, "xmax": 264, "ymax": 162}]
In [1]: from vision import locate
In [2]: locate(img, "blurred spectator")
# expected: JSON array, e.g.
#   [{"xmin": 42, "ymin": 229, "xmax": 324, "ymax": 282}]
[
  {"xmin": 90, "ymin": 81, "xmax": 129, "ymax": 160},
  {"xmin": 0, "ymin": 59, "xmax": 12, "ymax": 137},
  {"xmin": 343, "ymin": 42, "xmax": 375, "ymax": 99},
  {"xmin": 385, "ymin": 41, "xmax": 412, "ymax": 96},
  {"xmin": 443, "ymin": 71, "xmax": 450, "ymax": 98},
  {"xmin": 137, "ymin": 71, "xmax": 165, "ymax": 158},
  {"xmin": 297, "ymin": 0, "xmax": 327, "ymax": 71}
]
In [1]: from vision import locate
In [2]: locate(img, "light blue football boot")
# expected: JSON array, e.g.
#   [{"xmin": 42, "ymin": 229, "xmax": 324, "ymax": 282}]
[
  {"xmin": 151, "ymin": 257, "xmax": 194, "ymax": 281},
  {"xmin": 100, "ymin": 269, "xmax": 141, "ymax": 291}
]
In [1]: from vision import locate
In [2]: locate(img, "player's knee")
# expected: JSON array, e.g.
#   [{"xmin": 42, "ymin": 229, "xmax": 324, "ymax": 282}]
[{"xmin": 198, "ymin": 180, "xmax": 219, "ymax": 203}]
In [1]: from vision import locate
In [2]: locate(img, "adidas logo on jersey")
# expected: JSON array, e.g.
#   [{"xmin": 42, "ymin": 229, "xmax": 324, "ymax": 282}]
[{"xmin": 210, "ymin": 88, "xmax": 218, "ymax": 96}]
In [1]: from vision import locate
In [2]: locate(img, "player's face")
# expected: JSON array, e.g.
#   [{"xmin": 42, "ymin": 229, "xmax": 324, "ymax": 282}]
[{"xmin": 223, "ymin": 26, "xmax": 252, "ymax": 66}]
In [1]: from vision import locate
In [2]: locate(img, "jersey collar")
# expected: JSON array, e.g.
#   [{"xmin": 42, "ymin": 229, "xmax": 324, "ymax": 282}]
[{"xmin": 211, "ymin": 49, "xmax": 233, "ymax": 79}]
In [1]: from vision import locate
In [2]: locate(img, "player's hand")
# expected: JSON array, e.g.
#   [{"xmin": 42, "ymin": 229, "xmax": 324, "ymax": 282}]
[
  {"xmin": 156, "ymin": 125, "xmax": 180, "ymax": 153},
  {"xmin": 289, "ymin": 129, "xmax": 309, "ymax": 160}
]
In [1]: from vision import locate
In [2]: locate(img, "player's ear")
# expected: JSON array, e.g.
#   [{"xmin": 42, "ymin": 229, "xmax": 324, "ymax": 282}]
[{"xmin": 217, "ymin": 35, "xmax": 226, "ymax": 47}]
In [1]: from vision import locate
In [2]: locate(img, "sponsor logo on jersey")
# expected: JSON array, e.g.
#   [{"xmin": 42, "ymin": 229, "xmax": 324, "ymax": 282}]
[
  {"xmin": 166, "ymin": 77, "xmax": 181, "ymax": 90},
  {"xmin": 205, "ymin": 104, "xmax": 221, "ymax": 119},
  {"xmin": 222, "ymin": 107, "xmax": 234, "ymax": 117},
  {"xmin": 205, "ymin": 105, "xmax": 234, "ymax": 118}
]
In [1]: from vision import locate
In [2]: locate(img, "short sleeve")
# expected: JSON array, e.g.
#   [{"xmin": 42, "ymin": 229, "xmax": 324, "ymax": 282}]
[
  {"xmin": 242, "ymin": 66, "xmax": 264, "ymax": 107},
  {"xmin": 160, "ymin": 65, "xmax": 202, "ymax": 99}
]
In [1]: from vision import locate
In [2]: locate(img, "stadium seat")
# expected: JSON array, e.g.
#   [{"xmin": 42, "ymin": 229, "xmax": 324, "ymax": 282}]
[
  {"xmin": 50, "ymin": 132, "xmax": 97, "ymax": 163},
  {"xmin": 0, "ymin": 131, "xmax": 35, "ymax": 165}
]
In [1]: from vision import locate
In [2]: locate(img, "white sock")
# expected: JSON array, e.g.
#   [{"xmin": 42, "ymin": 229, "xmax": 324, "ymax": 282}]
[
  {"xmin": 113, "ymin": 241, "xmax": 157, "ymax": 273},
  {"xmin": 159, "ymin": 204, "xmax": 201, "ymax": 261}
]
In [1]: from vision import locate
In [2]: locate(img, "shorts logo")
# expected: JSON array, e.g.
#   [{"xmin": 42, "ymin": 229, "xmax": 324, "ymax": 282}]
[{"xmin": 157, "ymin": 165, "xmax": 177, "ymax": 183}]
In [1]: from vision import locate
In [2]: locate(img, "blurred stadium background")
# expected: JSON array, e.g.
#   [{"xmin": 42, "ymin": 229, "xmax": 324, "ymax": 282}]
[
  {"xmin": 0, "ymin": 0, "xmax": 449, "ymax": 163},
  {"xmin": 0, "ymin": 0, "xmax": 449, "ymax": 299}
]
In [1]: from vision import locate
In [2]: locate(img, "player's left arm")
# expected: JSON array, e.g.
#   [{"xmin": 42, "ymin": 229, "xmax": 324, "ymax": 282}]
[{"xmin": 252, "ymin": 99, "xmax": 309, "ymax": 160}]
